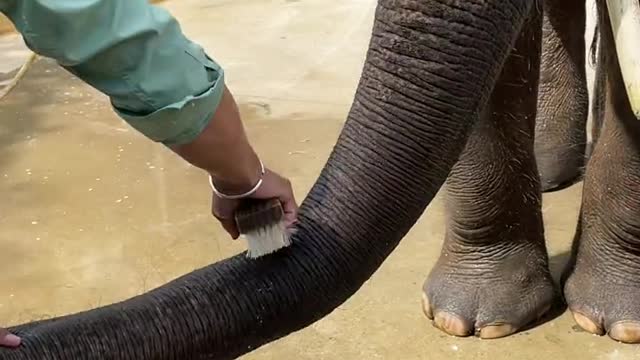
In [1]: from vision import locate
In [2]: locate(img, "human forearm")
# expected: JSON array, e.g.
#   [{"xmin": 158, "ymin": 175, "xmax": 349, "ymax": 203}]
[
  {"xmin": 0, "ymin": 0, "xmax": 298, "ymax": 244},
  {"xmin": 170, "ymin": 86, "xmax": 263, "ymax": 195}
]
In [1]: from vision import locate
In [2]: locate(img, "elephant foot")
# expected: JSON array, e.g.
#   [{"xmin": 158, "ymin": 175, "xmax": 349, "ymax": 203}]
[
  {"xmin": 534, "ymin": 146, "xmax": 585, "ymax": 192},
  {"xmin": 562, "ymin": 0, "xmax": 640, "ymax": 344},
  {"xmin": 423, "ymin": 243, "xmax": 556, "ymax": 339},
  {"xmin": 534, "ymin": 0, "xmax": 589, "ymax": 193},
  {"xmin": 563, "ymin": 229, "xmax": 640, "ymax": 343},
  {"xmin": 563, "ymin": 254, "xmax": 640, "ymax": 343}
]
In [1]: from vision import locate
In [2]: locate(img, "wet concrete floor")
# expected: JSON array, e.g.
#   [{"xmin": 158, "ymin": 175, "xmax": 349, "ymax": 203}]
[{"xmin": 1, "ymin": 0, "xmax": 639, "ymax": 358}]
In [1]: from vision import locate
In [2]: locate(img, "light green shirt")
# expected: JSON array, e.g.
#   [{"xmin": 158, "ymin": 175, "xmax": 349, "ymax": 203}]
[{"xmin": 0, "ymin": 0, "xmax": 225, "ymax": 145}]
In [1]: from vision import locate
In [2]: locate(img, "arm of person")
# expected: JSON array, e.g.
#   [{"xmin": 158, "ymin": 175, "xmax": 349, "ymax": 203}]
[
  {"xmin": 0, "ymin": 0, "xmax": 296, "ymax": 217},
  {"xmin": 0, "ymin": 0, "xmax": 298, "ymax": 347}
]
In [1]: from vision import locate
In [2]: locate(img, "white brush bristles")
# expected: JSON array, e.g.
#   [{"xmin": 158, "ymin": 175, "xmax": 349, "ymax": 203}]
[{"xmin": 244, "ymin": 220, "xmax": 293, "ymax": 258}]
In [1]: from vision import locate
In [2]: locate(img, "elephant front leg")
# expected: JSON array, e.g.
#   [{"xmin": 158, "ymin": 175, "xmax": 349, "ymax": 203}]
[
  {"xmin": 563, "ymin": 0, "xmax": 640, "ymax": 344},
  {"xmin": 534, "ymin": 0, "xmax": 589, "ymax": 191},
  {"xmin": 422, "ymin": 4, "xmax": 557, "ymax": 339}
]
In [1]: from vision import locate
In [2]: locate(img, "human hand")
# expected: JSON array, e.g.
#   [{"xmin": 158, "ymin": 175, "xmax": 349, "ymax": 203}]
[
  {"xmin": 211, "ymin": 168, "xmax": 298, "ymax": 239},
  {"xmin": 171, "ymin": 87, "xmax": 298, "ymax": 238},
  {"xmin": 0, "ymin": 328, "xmax": 21, "ymax": 348}
]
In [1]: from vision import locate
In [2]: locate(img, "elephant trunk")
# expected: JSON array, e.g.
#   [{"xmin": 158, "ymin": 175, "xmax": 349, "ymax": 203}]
[{"xmin": 2, "ymin": 1, "xmax": 534, "ymax": 359}]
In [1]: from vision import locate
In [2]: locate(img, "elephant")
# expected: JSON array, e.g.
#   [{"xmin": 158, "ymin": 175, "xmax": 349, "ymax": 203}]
[
  {"xmin": 1, "ymin": 0, "xmax": 640, "ymax": 358},
  {"xmin": 424, "ymin": 0, "xmax": 640, "ymax": 342}
]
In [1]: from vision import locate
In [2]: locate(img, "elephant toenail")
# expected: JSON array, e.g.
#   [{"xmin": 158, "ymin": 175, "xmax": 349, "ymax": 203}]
[
  {"xmin": 609, "ymin": 321, "xmax": 640, "ymax": 343},
  {"xmin": 433, "ymin": 312, "xmax": 472, "ymax": 337},
  {"xmin": 421, "ymin": 293, "xmax": 433, "ymax": 319},
  {"xmin": 479, "ymin": 324, "xmax": 517, "ymax": 339},
  {"xmin": 571, "ymin": 311, "xmax": 604, "ymax": 335}
]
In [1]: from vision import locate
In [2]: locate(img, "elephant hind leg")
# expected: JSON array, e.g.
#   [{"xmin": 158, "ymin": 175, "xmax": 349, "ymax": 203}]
[
  {"xmin": 422, "ymin": 3, "xmax": 557, "ymax": 340},
  {"xmin": 534, "ymin": 0, "xmax": 589, "ymax": 192},
  {"xmin": 563, "ymin": 0, "xmax": 640, "ymax": 344}
]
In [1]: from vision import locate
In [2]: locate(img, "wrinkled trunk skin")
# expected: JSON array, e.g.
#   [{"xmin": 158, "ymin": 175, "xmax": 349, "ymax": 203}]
[
  {"xmin": 0, "ymin": 1, "xmax": 533, "ymax": 359},
  {"xmin": 562, "ymin": 0, "xmax": 640, "ymax": 343},
  {"xmin": 534, "ymin": 0, "xmax": 588, "ymax": 191}
]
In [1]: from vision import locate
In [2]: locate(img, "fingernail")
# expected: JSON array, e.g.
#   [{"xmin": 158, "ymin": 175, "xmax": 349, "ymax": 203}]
[{"xmin": 5, "ymin": 334, "xmax": 21, "ymax": 347}]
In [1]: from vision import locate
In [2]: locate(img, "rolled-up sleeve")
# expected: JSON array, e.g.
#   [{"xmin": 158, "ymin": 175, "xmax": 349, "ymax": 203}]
[{"xmin": 0, "ymin": 0, "xmax": 225, "ymax": 145}]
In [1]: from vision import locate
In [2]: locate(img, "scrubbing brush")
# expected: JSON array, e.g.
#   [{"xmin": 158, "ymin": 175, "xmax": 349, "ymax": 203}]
[
  {"xmin": 234, "ymin": 198, "xmax": 292, "ymax": 258},
  {"xmin": 208, "ymin": 160, "xmax": 293, "ymax": 259}
]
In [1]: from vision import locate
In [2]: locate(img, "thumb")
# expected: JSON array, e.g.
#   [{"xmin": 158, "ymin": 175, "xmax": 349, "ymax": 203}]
[
  {"xmin": 280, "ymin": 195, "xmax": 298, "ymax": 227},
  {"xmin": 0, "ymin": 329, "xmax": 21, "ymax": 347},
  {"xmin": 219, "ymin": 218, "xmax": 240, "ymax": 239}
]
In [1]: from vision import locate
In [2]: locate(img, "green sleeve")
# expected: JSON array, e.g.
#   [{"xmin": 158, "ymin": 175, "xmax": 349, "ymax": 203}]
[{"xmin": 0, "ymin": 0, "xmax": 225, "ymax": 145}]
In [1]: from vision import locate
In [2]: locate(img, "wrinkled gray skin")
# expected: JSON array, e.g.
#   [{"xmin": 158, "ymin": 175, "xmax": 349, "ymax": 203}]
[
  {"xmin": 425, "ymin": 0, "xmax": 640, "ymax": 343},
  {"xmin": 535, "ymin": 0, "xmax": 589, "ymax": 191},
  {"xmin": 1, "ymin": 0, "xmax": 640, "ymax": 359}
]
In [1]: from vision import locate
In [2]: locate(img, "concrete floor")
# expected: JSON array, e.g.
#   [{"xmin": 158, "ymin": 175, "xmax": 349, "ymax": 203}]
[{"xmin": 1, "ymin": 0, "xmax": 639, "ymax": 359}]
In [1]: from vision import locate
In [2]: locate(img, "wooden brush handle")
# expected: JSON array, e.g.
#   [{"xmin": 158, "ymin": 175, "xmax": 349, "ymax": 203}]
[{"xmin": 234, "ymin": 198, "xmax": 284, "ymax": 234}]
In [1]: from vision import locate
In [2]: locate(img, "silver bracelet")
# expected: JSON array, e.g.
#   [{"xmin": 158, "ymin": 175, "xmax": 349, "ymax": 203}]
[{"xmin": 208, "ymin": 159, "xmax": 265, "ymax": 200}]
